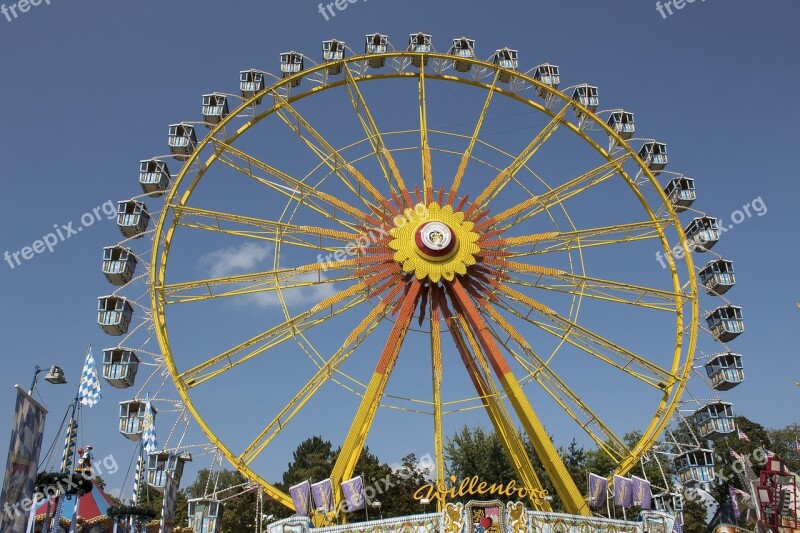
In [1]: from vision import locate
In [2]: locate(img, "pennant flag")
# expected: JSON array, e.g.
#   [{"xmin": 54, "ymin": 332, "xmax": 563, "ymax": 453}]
[
  {"xmin": 25, "ymin": 493, "xmax": 40, "ymax": 533},
  {"xmin": 764, "ymin": 448, "xmax": 776, "ymax": 459},
  {"xmin": 311, "ymin": 478, "xmax": 334, "ymax": 513},
  {"xmin": 141, "ymin": 399, "xmax": 157, "ymax": 454},
  {"xmin": 132, "ymin": 450, "xmax": 145, "ymax": 504},
  {"xmin": 0, "ymin": 386, "xmax": 48, "ymax": 532},
  {"xmin": 587, "ymin": 473, "xmax": 608, "ymax": 509},
  {"xmin": 78, "ymin": 347, "xmax": 103, "ymax": 407},
  {"xmin": 729, "ymin": 447, "xmax": 744, "ymax": 462},
  {"xmin": 49, "ymin": 494, "xmax": 65, "ymax": 533},
  {"xmin": 737, "ymin": 428, "xmax": 750, "ymax": 442},
  {"xmin": 68, "ymin": 494, "xmax": 81, "ymax": 533},
  {"xmin": 632, "ymin": 476, "xmax": 652, "ymax": 509},
  {"xmin": 729, "ymin": 485, "xmax": 741, "ymax": 520},
  {"xmin": 289, "ymin": 480, "xmax": 312, "ymax": 516},
  {"xmin": 341, "ymin": 476, "xmax": 366, "ymax": 512},
  {"xmin": 160, "ymin": 473, "xmax": 177, "ymax": 533},
  {"xmin": 613, "ymin": 475, "xmax": 633, "ymax": 508}
]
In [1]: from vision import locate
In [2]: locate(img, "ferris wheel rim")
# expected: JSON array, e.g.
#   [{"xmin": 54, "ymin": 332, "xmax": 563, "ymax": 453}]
[{"xmin": 149, "ymin": 50, "xmax": 699, "ymax": 513}]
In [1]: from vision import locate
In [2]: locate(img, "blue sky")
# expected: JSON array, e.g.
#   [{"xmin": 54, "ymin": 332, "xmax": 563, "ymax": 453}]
[{"xmin": 0, "ymin": 0, "xmax": 798, "ymax": 502}]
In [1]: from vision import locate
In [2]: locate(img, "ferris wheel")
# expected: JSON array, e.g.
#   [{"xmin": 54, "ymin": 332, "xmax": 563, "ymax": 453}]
[{"xmin": 95, "ymin": 32, "xmax": 750, "ymax": 518}]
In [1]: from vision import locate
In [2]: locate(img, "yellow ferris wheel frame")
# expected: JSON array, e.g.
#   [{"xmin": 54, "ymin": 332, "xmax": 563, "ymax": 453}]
[{"xmin": 151, "ymin": 50, "xmax": 699, "ymax": 516}]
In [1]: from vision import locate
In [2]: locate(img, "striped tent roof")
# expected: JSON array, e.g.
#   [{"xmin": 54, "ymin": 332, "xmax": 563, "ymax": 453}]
[{"xmin": 35, "ymin": 479, "xmax": 116, "ymax": 522}]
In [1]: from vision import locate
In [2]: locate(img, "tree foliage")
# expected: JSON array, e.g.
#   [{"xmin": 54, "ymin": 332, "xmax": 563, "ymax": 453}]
[
  {"xmin": 168, "ymin": 418, "xmax": 800, "ymax": 530},
  {"xmin": 261, "ymin": 436, "xmax": 431, "ymax": 523},
  {"xmin": 444, "ymin": 425, "xmax": 557, "ymax": 508},
  {"xmin": 766, "ymin": 422, "xmax": 800, "ymax": 472},
  {"xmin": 186, "ymin": 468, "xmax": 257, "ymax": 531},
  {"xmin": 681, "ymin": 496, "xmax": 709, "ymax": 533}
]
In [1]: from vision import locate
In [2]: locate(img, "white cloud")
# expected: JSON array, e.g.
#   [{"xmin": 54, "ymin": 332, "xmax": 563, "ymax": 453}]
[
  {"xmin": 199, "ymin": 243, "xmax": 337, "ymax": 309},
  {"xmin": 199, "ymin": 242, "xmax": 272, "ymax": 278},
  {"xmin": 245, "ymin": 272, "xmax": 338, "ymax": 309}
]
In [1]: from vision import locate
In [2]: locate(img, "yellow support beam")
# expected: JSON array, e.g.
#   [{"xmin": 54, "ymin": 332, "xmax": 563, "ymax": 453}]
[
  {"xmin": 442, "ymin": 295, "xmax": 552, "ymax": 512},
  {"xmin": 418, "ymin": 63, "xmax": 432, "ymax": 203},
  {"xmin": 331, "ymin": 280, "xmax": 422, "ymax": 497},
  {"xmin": 429, "ymin": 287, "xmax": 446, "ymax": 512},
  {"xmin": 450, "ymin": 278, "xmax": 589, "ymax": 516}
]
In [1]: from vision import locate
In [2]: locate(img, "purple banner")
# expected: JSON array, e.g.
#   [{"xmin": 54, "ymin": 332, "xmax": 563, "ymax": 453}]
[
  {"xmin": 340, "ymin": 476, "xmax": 365, "ymax": 512},
  {"xmin": 631, "ymin": 476, "xmax": 652, "ymax": 509},
  {"xmin": 613, "ymin": 475, "xmax": 633, "ymax": 508},
  {"xmin": 728, "ymin": 485, "xmax": 741, "ymax": 520},
  {"xmin": 311, "ymin": 478, "xmax": 334, "ymax": 513},
  {"xmin": 289, "ymin": 480, "xmax": 312, "ymax": 516},
  {"xmin": 587, "ymin": 473, "xmax": 608, "ymax": 508},
  {"xmin": 0, "ymin": 386, "xmax": 48, "ymax": 532}
]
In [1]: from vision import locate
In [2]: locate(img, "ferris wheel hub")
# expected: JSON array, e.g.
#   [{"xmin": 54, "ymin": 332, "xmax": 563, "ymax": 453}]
[
  {"xmin": 415, "ymin": 221, "xmax": 456, "ymax": 260},
  {"xmin": 388, "ymin": 203, "xmax": 480, "ymax": 283}
]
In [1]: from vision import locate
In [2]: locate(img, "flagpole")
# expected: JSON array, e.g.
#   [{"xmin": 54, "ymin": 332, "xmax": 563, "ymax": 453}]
[{"xmin": 363, "ymin": 472, "xmax": 369, "ymax": 522}]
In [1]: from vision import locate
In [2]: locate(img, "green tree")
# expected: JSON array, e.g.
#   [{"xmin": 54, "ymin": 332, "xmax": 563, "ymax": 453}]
[
  {"xmin": 700, "ymin": 416, "xmax": 772, "ymax": 503},
  {"xmin": 445, "ymin": 425, "xmax": 516, "ymax": 486},
  {"xmin": 379, "ymin": 453, "xmax": 430, "ymax": 518},
  {"xmin": 281, "ymin": 436, "xmax": 337, "ymax": 487},
  {"xmin": 262, "ymin": 436, "xmax": 430, "ymax": 522},
  {"xmin": 186, "ymin": 469, "xmax": 258, "ymax": 531},
  {"xmin": 681, "ymin": 496, "xmax": 709, "ymax": 533},
  {"xmin": 560, "ymin": 438, "xmax": 586, "ymax": 488},
  {"xmin": 444, "ymin": 425, "xmax": 557, "ymax": 509},
  {"xmin": 766, "ymin": 422, "xmax": 800, "ymax": 472}
]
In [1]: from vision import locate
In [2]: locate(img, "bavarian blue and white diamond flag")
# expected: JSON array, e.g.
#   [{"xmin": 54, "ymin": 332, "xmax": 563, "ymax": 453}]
[
  {"xmin": 0, "ymin": 386, "xmax": 47, "ymax": 532},
  {"xmin": 141, "ymin": 398, "xmax": 157, "ymax": 454},
  {"xmin": 160, "ymin": 472, "xmax": 177, "ymax": 533},
  {"xmin": 78, "ymin": 346, "xmax": 103, "ymax": 407}
]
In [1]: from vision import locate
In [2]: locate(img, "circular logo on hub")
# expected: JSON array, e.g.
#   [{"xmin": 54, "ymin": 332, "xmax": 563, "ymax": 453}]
[{"xmin": 420, "ymin": 222, "xmax": 452, "ymax": 251}]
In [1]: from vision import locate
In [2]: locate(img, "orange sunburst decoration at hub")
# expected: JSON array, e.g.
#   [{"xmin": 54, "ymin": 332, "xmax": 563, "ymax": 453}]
[{"xmin": 413, "ymin": 475, "xmax": 549, "ymax": 505}]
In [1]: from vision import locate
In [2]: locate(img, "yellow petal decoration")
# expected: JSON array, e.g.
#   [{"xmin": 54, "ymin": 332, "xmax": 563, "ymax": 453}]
[{"xmin": 388, "ymin": 203, "xmax": 481, "ymax": 283}]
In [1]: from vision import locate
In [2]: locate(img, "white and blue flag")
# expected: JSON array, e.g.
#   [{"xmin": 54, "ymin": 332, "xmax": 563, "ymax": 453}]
[
  {"xmin": 78, "ymin": 347, "xmax": 103, "ymax": 407},
  {"xmin": 141, "ymin": 398, "xmax": 157, "ymax": 453}
]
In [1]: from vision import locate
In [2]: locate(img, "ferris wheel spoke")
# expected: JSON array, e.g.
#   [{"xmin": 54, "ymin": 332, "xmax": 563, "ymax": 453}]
[
  {"xmin": 489, "ymin": 286, "xmax": 676, "ymax": 389},
  {"xmin": 343, "ymin": 63, "xmax": 411, "ymax": 203},
  {"xmin": 238, "ymin": 297, "xmax": 397, "ymax": 466},
  {"xmin": 478, "ymin": 302, "xmax": 631, "ymax": 463},
  {"xmin": 170, "ymin": 205, "xmax": 360, "ymax": 251},
  {"xmin": 467, "ymin": 104, "xmax": 571, "ymax": 217},
  {"xmin": 492, "ymin": 154, "xmax": 632, "ymax": 230},
  {"xmin": 419, "ymin": 63, "xmax": 433, "ymax": 202},
  {"xmin": 488, "ymin": 259, "xmax": 684, "ymax": 312},
  {"xmin": 428, "ymin": 285, "xmax": 446, "ymax": 505},
  {"xmin": 447, "ymin": 70, "xmax": 502, "ymax": 206},
  {"xmin": 330, "ymin": 278, "xmax": 422, "ymax": 494},
  {"xmin": 212, "ymin": 138, "xmax": 371, "ymax": 231},
  {"xmin": 494, "ymin": 219, "xmax": 670, "ymax": 257},
  {"xmin": 177, "ymin": 273, "xmax": 393, "ymax": 389},
  {"xmin": 270, "ymin": 91, "xmax": 398, "ymax": 217},
  {"xmin": 157, "ymin": 265, "xmax": 360, "ymax": 306},
  {"xmin": 447, "ymin": 277, "xmax": 588, "ymax": 515},
  {"xmin": 437, "ymin": 288, "xmax": 552, "ymax": 511}
]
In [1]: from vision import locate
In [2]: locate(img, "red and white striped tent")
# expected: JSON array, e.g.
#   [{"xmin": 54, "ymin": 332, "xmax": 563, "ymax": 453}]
[{"xmin": 34, "ymin": 479, "xmax": 116, "ymax": 531}]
